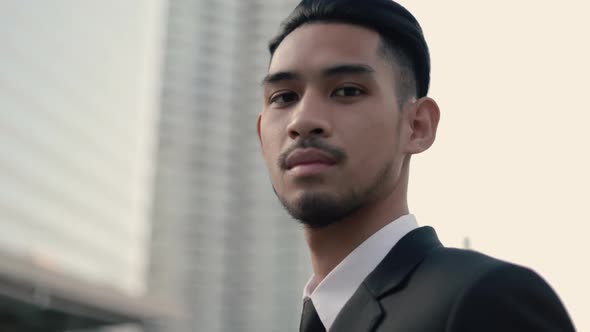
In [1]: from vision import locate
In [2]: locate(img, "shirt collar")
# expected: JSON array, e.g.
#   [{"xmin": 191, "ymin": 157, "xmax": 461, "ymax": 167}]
[{"xmin": 302, "ymin": 214, "xmax": 419, "ymax": 330}]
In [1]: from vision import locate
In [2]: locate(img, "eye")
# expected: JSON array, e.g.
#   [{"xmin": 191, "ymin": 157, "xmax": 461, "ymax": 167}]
[
  {"xmin": 270, "ymin": 91, "xmax": 299, "ymax": 106},
  {"xmin": 332, "ymin": 86, "xmax": 365, "ymax": 97}
]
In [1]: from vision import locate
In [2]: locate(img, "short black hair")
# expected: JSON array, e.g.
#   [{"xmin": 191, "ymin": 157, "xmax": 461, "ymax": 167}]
[{"xmin": 268, "ymin": 0, "xmax": 431, "ymax": 102}]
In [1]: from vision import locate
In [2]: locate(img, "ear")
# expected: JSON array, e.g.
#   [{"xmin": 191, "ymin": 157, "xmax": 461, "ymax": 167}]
[
  {"xmin": 403, "ymin": 97, "xmax": 440, "ymax": 154},
  {"xmin": 256, "ymin": 113, "xmax": 263, "ymax": 148}
]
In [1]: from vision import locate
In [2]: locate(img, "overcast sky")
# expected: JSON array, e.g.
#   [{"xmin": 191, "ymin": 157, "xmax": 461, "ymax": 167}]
[{"xmin": 403, "ymin": 1, "xmax": 589, "ymax": 330}]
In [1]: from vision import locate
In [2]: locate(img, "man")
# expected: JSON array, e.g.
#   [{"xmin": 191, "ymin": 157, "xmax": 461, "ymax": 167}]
[{"xmin": 256, "ymin": 0, "xmax": 575, "ymax": 331}]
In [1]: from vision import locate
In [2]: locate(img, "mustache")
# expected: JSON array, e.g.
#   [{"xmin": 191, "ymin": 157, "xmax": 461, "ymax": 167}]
[{"xmin": 278, "ymin": 137, "xmax": 347, "ymax": 170}]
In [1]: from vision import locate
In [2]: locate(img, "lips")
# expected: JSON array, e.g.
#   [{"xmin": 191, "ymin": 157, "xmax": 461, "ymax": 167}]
[{"xmin": 285, "ymin": 148, "xmax": 337, "ymax": 170}]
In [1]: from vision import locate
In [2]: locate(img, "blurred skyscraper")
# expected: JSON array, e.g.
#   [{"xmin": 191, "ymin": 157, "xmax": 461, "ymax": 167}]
[
  {"xmin": 147, "ymin": 1, "xmax": 309, "ymax": 331},
  {"xmin": 0, "ymin": 1, "xmax": 167, "ymax": 330}
]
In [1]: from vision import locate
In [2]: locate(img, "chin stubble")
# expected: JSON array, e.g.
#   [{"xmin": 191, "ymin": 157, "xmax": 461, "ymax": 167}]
[{"xmin": 273, "ymin": 160, "xmax": 393, "ymax": 228}]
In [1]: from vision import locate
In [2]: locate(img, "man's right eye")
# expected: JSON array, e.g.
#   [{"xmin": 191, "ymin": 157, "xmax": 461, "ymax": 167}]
[{"xmin": 270, "ymin": 92, "xmax": 299, "ymax": 105}]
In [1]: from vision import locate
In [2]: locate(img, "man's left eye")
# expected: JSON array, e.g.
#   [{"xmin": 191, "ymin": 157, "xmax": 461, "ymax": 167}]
[{"xmin": 332, "ymin": 87, "xmax": 364, "ymax": 97}]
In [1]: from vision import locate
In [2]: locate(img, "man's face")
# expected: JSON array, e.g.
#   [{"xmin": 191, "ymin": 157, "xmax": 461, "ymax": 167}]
[{"xmin": 258, "ymin": 23, "xmax": 410, "ymax": 227}]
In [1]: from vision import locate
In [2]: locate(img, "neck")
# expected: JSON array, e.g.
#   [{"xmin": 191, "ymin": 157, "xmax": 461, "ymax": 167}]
[{"xmin": 303, "ymin": 187, "xmax": 408, "ymax": 284}]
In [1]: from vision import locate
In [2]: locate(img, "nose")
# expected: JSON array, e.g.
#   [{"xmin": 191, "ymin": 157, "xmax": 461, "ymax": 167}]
[{"xmin": 286, "ymin": 95, "xmax": 332, "ymax": 140}]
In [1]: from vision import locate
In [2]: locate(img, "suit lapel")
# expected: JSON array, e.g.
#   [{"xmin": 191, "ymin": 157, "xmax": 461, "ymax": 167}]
[
  {"xmin": 365, "ymin": 227, "xmax": 442, "ymax": 297},
  {"xmin": 329, "ymin": 283, "xmax": 383, "ymax": 332},
  {"xmin": 329, "ymin": 227, "xmax": 442, "ymax": 331}
]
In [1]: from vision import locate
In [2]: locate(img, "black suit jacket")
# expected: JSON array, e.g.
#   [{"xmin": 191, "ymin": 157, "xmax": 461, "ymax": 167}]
[{"xmin": 328, "ymin": 227, "xmax": 575, "ymax": 331}]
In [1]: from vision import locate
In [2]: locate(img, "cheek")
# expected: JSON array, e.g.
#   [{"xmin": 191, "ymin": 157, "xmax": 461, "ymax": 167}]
[
  {"xmin": 346, "ymin": 115, "xmax": 399, "ymax": 175},
  {"xmin": 260, "ymin": 119, "xmax": 285, "ymax": 171},
  {"xmin": 261, "ymin": 139, "xmax": 279, "ymax": 170}
]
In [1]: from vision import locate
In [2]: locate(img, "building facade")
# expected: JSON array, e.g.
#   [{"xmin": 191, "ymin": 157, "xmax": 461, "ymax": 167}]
[
  {"xmin": 0, "ymin": 1, "xmax": 166, "ymax": 330},
  {"xmin": 148, "ymin": 1, "xmax": 309, "ymax": 331}
]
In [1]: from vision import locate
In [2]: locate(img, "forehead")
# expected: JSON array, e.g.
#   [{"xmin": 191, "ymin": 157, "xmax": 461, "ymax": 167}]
[{"xmin": 269, "ymin": 23, "xmax": 386, "ymax": 75}]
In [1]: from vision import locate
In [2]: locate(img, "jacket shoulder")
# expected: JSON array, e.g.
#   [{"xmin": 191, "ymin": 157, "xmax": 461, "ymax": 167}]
[
  {"xmin": 424, "ymin": 246, "xmax": 506, "ymax": 274},
  {"xmin": 418, "ymin": 247, "xmax": 575, "ymax": 331},
  {"xmin": 400, "ymin": 246, "xmax": 509, "ymax": 305},
  {"xmin": 377, "ymin": 247, "xmax": 574, "ymax": 331}
]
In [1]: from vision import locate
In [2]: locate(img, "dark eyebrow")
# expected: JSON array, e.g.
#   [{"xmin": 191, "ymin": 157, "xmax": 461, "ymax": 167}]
[
  {"xmin": 261, "ymin": 64, "xmax": 375, "ymax": 86},
  {"xmin": 261, "ymin": 71, "xmax": 300, "ymax": 86}
]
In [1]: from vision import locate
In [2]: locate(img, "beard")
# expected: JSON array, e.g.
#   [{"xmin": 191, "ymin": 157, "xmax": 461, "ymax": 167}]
[{"xmin": 274, "ymin": 160, "xmax": 393, "ymax": 228}]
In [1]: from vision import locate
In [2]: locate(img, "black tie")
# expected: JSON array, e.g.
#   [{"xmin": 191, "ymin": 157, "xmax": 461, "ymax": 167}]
[{"xmin": 300, "ymin": 298, "xmax": 326, "ymax": 332}]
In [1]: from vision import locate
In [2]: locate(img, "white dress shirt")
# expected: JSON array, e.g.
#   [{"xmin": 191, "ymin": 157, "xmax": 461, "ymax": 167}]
[{"xmin": 302, "ymin": 214, "xmax": 419, "ymax": 330}]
